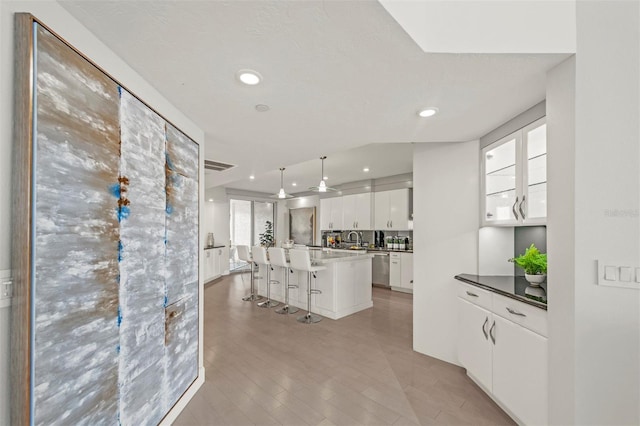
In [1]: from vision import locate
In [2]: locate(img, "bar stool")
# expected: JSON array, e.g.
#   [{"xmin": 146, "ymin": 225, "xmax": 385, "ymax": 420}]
[
  {"xmin": 289, "ymin": 249, "xmax": 326, "ymax": 324},
  {"xmin": 268, "ymin": 247, "xmax": 299, "ymax": 315},
  {"xmin": 237, "ymin": 245, "xmax": 262, "ymax": 302},
  {"xmin": 252, "ymin": 246, "xmax": 280, "ymax": 308}
]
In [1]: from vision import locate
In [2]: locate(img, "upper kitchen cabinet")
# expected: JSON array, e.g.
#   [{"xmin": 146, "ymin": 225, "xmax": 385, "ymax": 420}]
[
  {"xmin": 482, "ymin": 117, "xmax": 547, "ymax": 226},
  {"xmin": 320, "ymin": 197, "xmax": 344, "ymax": 230},
  {"xmin": 342, "ymin": 193, "xmax": 372, "ymax": 230},
  {"xmin": 374, "ymin": 188, "xmax": 411, "ymax": 230}
]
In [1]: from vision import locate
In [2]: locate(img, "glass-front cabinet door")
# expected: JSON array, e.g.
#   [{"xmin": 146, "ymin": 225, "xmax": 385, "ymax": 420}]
[
  {"xmin": 481, "ymin": 117, "xmax": 547, "ymax": 226},
  {"xmin": 483, "ymin": 135, "xmax": 520, "ymax": 224},
  {"xmin": 523, "ymin": 119, "xmax": 547, "ymax": 222}
]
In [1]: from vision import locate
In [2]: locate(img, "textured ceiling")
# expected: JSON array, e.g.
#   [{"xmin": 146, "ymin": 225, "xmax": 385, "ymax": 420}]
[{"xmin": 58, "ymin": 0, "xmax": 568, "ymax": 192}]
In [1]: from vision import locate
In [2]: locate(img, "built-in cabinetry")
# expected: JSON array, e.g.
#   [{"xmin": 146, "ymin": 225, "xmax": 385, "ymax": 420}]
[
  {"xmin": 204, "ymin": 247, "xmax": 224, "ymax": 282},
  {"xmin": 482, "ymin": 117, "xmax": 547, "ymax": 226},
  {"xmin": 342, "ymin": 193, "xmax": 372, "ymax": 230},
  {"xmin": 389, "ymin": 252, "xmax": 413, "ymax": 293},
  {"xmin": 320, "ymin": 197, "xmax": 344, "ymax": 230},
  {"xmin": 457, "ymin": 283, "xmax": 547, "ymax": 425},
  {"xmin": 374, "ymin": 188, "xmax": 411, "ymax": 230}
]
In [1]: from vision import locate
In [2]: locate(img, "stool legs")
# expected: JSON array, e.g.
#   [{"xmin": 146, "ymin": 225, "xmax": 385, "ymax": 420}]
[
  {"xmin": 242, "ymin": 262, "xmax": 263, "ymax": 301},
  {"xmin": 276, "ymin": 268, "xmax": 299, "ymax": 315},
  {"xmin": 297, "ymin": 271, "xmax": 322, "ymax": 324},
  {"xmin": 258, "ymin": 265, "xmax": 280, "ymax": 308}
]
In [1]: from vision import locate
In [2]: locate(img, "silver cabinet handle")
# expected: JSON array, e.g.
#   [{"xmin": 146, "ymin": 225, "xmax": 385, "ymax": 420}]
[
  {"xmin": 519, "ymin": 195, "xmax": 526, "ymax": 219},
  {"xmin": 356, "ymin": 221, "xmax": 358, "ymax": 228},
  {"xmin": 482, "ymin": 317, "xmax": 489, "ymax": 340},
  {"xmin": 489, "ymin": 320, "xmax": 496, "ymax": 344},
  {"xmin": 512, "ymin": 196, "xmax": 519, "ymax": 220},
  {"xmin": 390, "ymin": 220, "xmax": 393, "ymax": 227},
  {"xmin": 506, "ymin": 307, "xmax": 526, "ymax": 317},
  {"xmin": 466, "ymin": 291, "xmax": 479, "ymax": 297}
]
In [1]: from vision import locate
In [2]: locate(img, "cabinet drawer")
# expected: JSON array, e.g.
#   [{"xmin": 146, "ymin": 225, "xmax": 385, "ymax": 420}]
[
  {"xmin": 492, "ymin": 293, "xmax": 548, "ymax": 337},
  {"xmin": 457, "ymin": 283, "xmax": 492, "ymax": 311}
]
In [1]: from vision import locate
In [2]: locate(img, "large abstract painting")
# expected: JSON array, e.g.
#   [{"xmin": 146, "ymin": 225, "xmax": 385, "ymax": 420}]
[
  {"xmin": 289, "ymin": 207, "xmax": 316, "ymax": 246},
  {"xmin": 12, "ymin": 15, "xmax": 199, "ymax": 425}
]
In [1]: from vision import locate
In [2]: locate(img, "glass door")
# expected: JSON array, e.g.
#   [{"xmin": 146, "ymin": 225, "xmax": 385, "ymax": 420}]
[
  {"xmin": 484, "ymin": 135, "xmax": 520, "ymax": 224},
  {"xmin": 523, "ymin": 119, "xmax": 547, "ymax": 222},
  {"xmin": 229, "ymin": 199, "xmax": 276, "ymax": 268},
  {"xmin": 253, "ymin": 201, "xmax": 275, "ymax": 246}
]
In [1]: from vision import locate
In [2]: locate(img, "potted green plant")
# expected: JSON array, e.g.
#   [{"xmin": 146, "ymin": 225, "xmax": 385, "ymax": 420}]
[
  {"xmin": 259, "ymin": 220, "xmax": 274, "ymax": 248},
  {"xmin": 510, "ymin": 243, "xmax": 547, "ymax": 286}
]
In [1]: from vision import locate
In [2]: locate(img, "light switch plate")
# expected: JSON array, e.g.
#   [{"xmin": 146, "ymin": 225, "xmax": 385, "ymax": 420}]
[{"xmin": 597, "ymin": 260, "xmax": 640, "ymax": 289}]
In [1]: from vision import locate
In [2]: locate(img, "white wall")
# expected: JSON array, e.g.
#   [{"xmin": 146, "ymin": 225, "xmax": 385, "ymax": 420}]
[
  {"xmin": 572, "ymin": 2, "xmax": 639, "ymax": 424},
  {"xmin": 0, "ymin": 2, "xmax": 205, "ymax": 424},
  {"xmin": 412, "ymin": 141, "xmax": 479, "ymax": 364},
  {"xmin": 546, "ymin": 56, "xmax": 576, "ymax": 425}
]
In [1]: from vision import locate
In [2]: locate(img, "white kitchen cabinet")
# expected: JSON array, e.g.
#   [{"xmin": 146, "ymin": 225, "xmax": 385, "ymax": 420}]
[
  {"xmin": 320, "ymin": 197, "xmax": 343, "ymax": 230},
  {"xmin": 482, "ymin": 117, "xmax": 546, "ymax": 226},
  {"xmin": 374, "ymin": 189, "xmax": 411, "ymax": 230},
  {"xmin": 389, "ymin": 252, "xmax": 401, "ymax": 287},
  {"xmin": 204, "ymin": 247, "xmax": 224, "ymax": 283},
  {"xmin": 400, "ymin": 253, "xmax": 413, "ymax": 290},
  {"xmin": 389, "ymin": 252, "xmax": 413, "ymax": 293},
  {"xmin": 342, "ymin": 193, "xmax": 372, "ymax": 230},
  {"xmin": 492, "ymin": 314, "xmax": 548, "ymax": 426},
  {"xmin": 457, "ymin": 283, "xmax": 548, "ymax": 425},
  {"xmin": 458, "ymin": 298, "xmax": 493, "ymax": 391}
]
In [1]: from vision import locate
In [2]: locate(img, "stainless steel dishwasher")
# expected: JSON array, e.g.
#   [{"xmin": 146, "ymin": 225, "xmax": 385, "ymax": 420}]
[{"xmin": 372, "ymin": 252, "xmax": 390, "ymax": 287}]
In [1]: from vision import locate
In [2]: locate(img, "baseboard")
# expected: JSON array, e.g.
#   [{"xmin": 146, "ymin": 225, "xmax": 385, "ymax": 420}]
[{"xmin": 159, "ymin": 366, "xmax": 206, "ymax": 426}]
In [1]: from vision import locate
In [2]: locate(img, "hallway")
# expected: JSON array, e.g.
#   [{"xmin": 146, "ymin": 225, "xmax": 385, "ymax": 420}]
[{"xmin": 174, "ymin": 274, "xmax": 513, "ymax": 425}]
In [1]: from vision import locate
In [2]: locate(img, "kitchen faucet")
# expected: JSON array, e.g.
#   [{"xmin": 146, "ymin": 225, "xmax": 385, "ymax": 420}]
[{"xmin": 347, "ymin": 230, "xmax": 361, "ymax": 248}]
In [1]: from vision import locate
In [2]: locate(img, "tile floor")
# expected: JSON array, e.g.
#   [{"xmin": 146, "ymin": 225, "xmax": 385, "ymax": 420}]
[{"xmin": 173, "ymin": 273, "xmax": 514, "ymax": 425}]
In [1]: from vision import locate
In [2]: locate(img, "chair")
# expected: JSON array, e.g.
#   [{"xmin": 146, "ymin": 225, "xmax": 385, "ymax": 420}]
[
  {"xmin": 252, "ymin": 246, "xmax": 280, "ymax": 308},
  {"xmin": 288, "ymin": 249, "xmax": 326, "ymax": 324},
  {"xmin": 268, "ymin": 247, "xmax": 299, "ymax": 315},
  {"xmin": 237, "ymin": 245, "xmax": 262, "ymax": 301}
]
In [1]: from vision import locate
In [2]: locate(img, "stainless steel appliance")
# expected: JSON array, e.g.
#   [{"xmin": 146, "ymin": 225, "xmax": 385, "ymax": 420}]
[{"xmin": 372, "ymin": 252, "xmax": 390, "ymax": 287}]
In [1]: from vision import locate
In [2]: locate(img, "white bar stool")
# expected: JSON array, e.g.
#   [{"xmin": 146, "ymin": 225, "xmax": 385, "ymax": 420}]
[
  {"xmin": 252, "ymin": 246, "xmax": 280, "ymax": 308},
  {"xmin": 268, "ymin": 247, "xmax": 299, "ymax": 315},
  {"xmin": 237, "ymin": 245, "xmax": 262, "ymax": 302},
  {"xmin": 289, "ymin": 249, "xmax": 325, "ymax": 324}
]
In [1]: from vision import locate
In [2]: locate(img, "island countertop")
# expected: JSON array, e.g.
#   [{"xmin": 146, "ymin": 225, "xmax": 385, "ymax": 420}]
[{"xmin": 309, "ymin": 250, "xmax": 373, "ymax": 264}]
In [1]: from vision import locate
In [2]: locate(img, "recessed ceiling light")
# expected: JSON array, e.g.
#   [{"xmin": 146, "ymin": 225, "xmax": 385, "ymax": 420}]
[
  {"xmin": 249, "ymin": 175, "xmax": 255, "ymax": 180},
  {"xmin": 255, "ymin": 104, "xmax": 270, "ymax": 112},
  {"xmin": 292, "ymin": 182, "xmax": 297, "ymax": 186},
  {"xmin": 323, "ymin": 176, "xmax": 328, "ymax": 180},
  {"xmin": 208, "ymin": 198, "xmax": 213, "ymax": 202},
  {"xmin": 237, "ymin": 69, "xmax": 262, "ymax": 85},
  {"xmin": 363, "ymin": 167, "xmax": 369, "ymax": 172},
  {"xmin": 418, "ymin": 107, "xmax": 438, "ymax": 118}
]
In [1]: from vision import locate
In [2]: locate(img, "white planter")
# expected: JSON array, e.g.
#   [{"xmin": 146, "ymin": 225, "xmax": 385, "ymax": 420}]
[{"xmin": 525, "ymin": 273, "xmax": 547, "ymax": 286}]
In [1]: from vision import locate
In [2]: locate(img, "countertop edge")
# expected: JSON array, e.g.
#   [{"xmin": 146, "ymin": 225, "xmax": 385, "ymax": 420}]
[
  {"xmin": 314, "ymin": 253, "xmax": 374, "ymax": 264},
  {"xmin": 454, "ymin": 275, "xmax": 547, "ymax": 311},
  {"xmin": 204, "ymin": 245, "xmax": 225, "ymax": 250}
]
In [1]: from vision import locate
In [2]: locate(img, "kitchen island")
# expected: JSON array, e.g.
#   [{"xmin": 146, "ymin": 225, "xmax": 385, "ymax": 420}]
[{"xmin": 257, "ymin": 250, "xmax": 374, "ymax": 320}]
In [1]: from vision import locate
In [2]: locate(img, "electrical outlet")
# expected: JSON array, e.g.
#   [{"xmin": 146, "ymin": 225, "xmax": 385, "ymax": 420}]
[
  {"xmin": 597, "ymin": 260, "xmax": 640, "ymax": 289},
  {"xmin": 0, "ymin": 281, "xmax": 11, "ymax": 299}
]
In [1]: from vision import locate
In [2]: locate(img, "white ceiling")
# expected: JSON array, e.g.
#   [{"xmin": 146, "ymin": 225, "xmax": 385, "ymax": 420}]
[{"xmin": 58, "ymin": 1, "xmax": 569, "ymax": 193}]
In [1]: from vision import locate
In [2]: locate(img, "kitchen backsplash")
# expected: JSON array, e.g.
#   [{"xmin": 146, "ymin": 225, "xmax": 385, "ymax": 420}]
[
  {"xmin": 478, "ymin": 226, "xmax": 547, "ymax": 276},
  {"xmin": 322, "ymin": 230, "xmax": 413, "ymax": 249},
  {"xmin": 514, "ymin": 226, "xmax": 547, "ymax": 276}
]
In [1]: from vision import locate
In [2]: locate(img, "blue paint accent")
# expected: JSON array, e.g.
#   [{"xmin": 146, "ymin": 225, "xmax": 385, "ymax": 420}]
[
  {"xmin": 117, "ymin": 205, "xmax": 131, "ymax": 222},
  {"xmin": 165, "ymin": 204, "xmax": 173, "ymax": 215},
  {"xmin": 117, "ymin": 306, "xmax": 122, "ymax": 327},
  {"xmin": 164, "ymin": 295, "xmax": 168, "ymax": 308},
  {"xmin": 117, "ymin": 240, "xmax": 123, "ymax": 262},
  {"xmin": 108, "ymin": 183, "xmax": 120, "ymax": 198},
  {"xmin": 117, "ymin": 85, "xmax": 122, "ymax": 97},
  {"xmin": 165, "ymin": 152, "xmax": 175, "ymax": 171},
  {"xmin": 116, "ymin": 345, "xmax": 120, "ymax": 354}
]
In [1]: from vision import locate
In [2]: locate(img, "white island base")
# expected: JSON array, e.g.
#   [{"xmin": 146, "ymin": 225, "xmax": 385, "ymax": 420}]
[{"xmin": 256, "ymin": 251, "xmax": 373, "ymax": 320}]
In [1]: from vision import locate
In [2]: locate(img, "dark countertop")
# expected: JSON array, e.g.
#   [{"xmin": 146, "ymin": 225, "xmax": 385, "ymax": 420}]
[
  {"xmin": 204, "ymin": 245, "xmax": 225, "ymax": 250},
  {"xmin": 454, "ymin": 274, "xmax": 547, "ymax": 310}
]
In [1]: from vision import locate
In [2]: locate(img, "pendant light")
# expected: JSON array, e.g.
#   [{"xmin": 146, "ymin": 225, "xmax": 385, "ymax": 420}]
[
  {"xmin": 272, "ymin": 167, "xmax": 293, "ymax": 199},
  {"xmin": 309, "ymin": 156, "xmax": 336, "ymax": 192}
]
